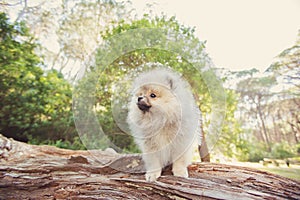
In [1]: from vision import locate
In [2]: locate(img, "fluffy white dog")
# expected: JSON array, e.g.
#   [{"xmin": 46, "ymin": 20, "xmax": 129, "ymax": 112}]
[{"xmin": 127, "ymin": 68, "xmax": 202, "ymax": 182}]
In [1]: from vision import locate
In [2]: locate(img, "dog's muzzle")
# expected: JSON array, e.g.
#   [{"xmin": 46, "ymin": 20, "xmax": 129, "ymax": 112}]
[{"xmin": 137, "ymin": 97, "xmax": 151, "ymax": 112}]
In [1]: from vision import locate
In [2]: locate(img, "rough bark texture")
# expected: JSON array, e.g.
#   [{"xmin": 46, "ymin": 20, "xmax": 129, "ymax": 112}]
[{"xmin": 0, "ymin": 134, "xmax": 299, "ymax": 200}]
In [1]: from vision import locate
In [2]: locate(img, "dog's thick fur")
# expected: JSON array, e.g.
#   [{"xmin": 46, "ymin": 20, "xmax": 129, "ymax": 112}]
[{"xmin": 127, "ymin": 68, "xmax": 202, "ymax": 182}]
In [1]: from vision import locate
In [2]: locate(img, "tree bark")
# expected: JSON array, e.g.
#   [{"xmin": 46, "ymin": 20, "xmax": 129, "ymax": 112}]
[{"xmin": 0, "ymin": 134, "xmax": 299, "ymax": 200}]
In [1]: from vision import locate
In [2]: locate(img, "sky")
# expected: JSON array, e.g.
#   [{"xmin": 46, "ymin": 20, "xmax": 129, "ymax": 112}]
[
  {"xmin": 5, "ymin": 0, "xmax": 300, "ymax": 73},
  {"xmin": 131, "ymin": 0, "xmax": 300, "ymax": 72}
]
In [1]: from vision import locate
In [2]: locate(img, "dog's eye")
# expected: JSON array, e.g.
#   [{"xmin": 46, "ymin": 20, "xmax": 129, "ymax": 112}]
[{"xmin": 150, "ymin": 93, "xmax": 156, "ymax": 98}]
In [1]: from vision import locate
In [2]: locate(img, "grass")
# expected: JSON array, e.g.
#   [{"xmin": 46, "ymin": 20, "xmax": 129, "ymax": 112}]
[
  {"xmin": 222, "ymin": 161, "xmax": 300, "ymax": 181},
  {"xmin": 258, "ymin": 165, "xmax": 300, "ymax": 181}
]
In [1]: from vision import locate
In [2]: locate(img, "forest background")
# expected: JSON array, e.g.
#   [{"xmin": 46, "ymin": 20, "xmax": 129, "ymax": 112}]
[{"xmin": 0, "ymin": 0, "xmax": 299, "ymax": 169}]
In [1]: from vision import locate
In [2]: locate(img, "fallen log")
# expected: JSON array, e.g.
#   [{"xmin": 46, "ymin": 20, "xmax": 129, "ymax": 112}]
[{"xmin": 0, "ymin": 134, "xmax": 299, "ymax": 199}]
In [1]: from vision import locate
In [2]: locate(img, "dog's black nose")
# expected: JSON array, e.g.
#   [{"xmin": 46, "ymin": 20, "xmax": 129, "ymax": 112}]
[
  {"xmin": 137, "ymin": 102, "xmax": 151, "ymax": 112},
  {"xmin": 138, "ymin": 97, "xmax": 143, "ymax": 102}
]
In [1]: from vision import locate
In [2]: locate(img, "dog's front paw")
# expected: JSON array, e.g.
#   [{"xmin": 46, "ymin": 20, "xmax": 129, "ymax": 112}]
[
  {"xmin": 145, "ymin": 170, "xmax": 161, "ymax": 182},
  {"xmin": 172, "ymin": 167, "xmax": 188, "ymax": 178}
]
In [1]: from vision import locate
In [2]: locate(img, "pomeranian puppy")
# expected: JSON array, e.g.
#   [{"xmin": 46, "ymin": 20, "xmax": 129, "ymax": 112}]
[{"xmin": 127, "ymin": 68, "xmax": 202, "ymax": 182}]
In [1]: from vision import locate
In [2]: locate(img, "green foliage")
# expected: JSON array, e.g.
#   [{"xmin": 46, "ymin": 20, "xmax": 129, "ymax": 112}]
[
  {"xmin": 214, "ymin": 89, "xmax": 248, "ymax": 160},
  {"xmin": 29, "ymin": 136, "xmax": 86, "ymax": 150},
  {"xmin": 0, "ymin": 13, "xmax": 79, "ymax": 146},
  {"xmin": 297, "ymin": 144, "xmax": 300, "ymax": 154},
  {"xmin": 0, "ymin": 12, "xmax": 42, "ymax": 140},
  {"xmin": 241, "ymin": 141, "xmax": 297, "ymax": 162},
  {"xmin": 245, "ymin": 142, "xmax": 269, "ymax": 162},
  {"xmin": 270, "ymin": 142, "xmax": 296, "ymax": 159}
]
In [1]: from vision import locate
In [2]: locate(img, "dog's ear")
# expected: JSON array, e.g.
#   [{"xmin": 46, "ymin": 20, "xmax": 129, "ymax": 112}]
[{"xmin": 166, "ymin": 76, "xmax": 174, "ymax": 90}]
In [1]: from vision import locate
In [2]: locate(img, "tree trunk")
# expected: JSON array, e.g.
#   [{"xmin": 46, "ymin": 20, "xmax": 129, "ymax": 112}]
[
  {"xmin": 0, "ymin": 134, "xmax": 299, "ymax": 200},
  {"xmin": 256, "ymin": 97, "xmax": 271, "ymax": 151}
]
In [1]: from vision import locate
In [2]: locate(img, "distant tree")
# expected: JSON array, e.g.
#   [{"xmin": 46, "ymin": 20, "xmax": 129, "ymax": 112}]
[
  {"xmin": 268, "ymin": 30, "xmax": 300, "ymax": 95},
  {"xmin": 236, "ymin": 75, "xmax": 277, "ymax": 151},
  {"xmin": 266, "ymin": 30, "xmax": 300, "ymax": 145},
  {"xmin": 233, "ymin": 31, "xmax": 300, "ymax": 160}
]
